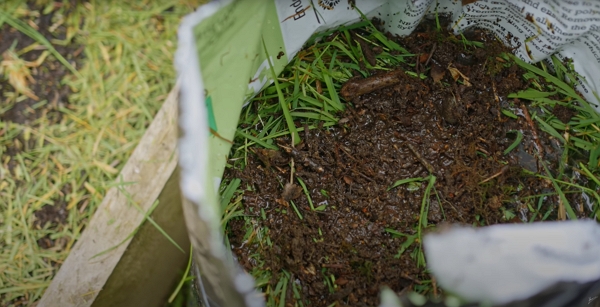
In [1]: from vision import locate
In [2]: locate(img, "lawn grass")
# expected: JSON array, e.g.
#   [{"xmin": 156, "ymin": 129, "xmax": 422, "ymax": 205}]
[{"xmin": 0, "ymin": 1, "xmax": 201, "ymax": 305}]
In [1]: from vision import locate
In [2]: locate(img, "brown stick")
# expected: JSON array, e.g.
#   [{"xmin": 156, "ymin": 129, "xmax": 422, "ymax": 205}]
[
  {"xmin": 279, "ymin": 144, "xmax": 324, "ymax": 173},
  {"xmin": 520, "ymin": 104, "xmax": 544, "ymax": 159},
  {"xmin": 425, "ymin": 43, "xmax": 437, "ymax": 66},
  {"xmin": 209, "ymin": 128, "xmax": 234, "ymax": 144},
  {"xmin": 340, "ymin": 68, "xmax": 405, "ymax": 100},
  {"xmin": 405, "ymin": 142, "xmax": 434, "ymax": 174},
  {"xmin": 351, "ymin": 169, "xmax": 374, "ymax": 182},
  {"xmin": 479, "ymin": 165, "xmax": 509, "ymax": 184}
]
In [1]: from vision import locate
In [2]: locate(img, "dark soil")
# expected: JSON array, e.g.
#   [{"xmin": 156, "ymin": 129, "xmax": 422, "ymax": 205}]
[
  {"xmin": 0, "ymin": 5, "xmax": 82, "ymax": 124},
  {"xmin": 226, "ymin": 19, "xmax": 593, "ymax": 306}
]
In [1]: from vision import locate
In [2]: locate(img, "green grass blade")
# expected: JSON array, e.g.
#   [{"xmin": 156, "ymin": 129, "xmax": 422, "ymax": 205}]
[
  {"xmin": 388, "ymin": 177, "xmax": 425, "ymax": 191},
  {"xmin": 289, "ymin": 111, "xmax": 336, "ymax": 122},
  {"xmin": 289, "ymin": 200, "xmax": 303, "ymax": 220},
  {"xmin": 540, "ymin": 162, "xmax": 577, "ymax": 220},
  {"xmin": 278, "ymin": 275, "xmax": 289, "ymax": 307},
  {"xmin": 588, "ymin": 145, "xmax": 600, "ymax": 171},
  {"xmin": 262, "ymin": 37, "xmax": 300, "ymax": 145},
  {"xmin": 508, "ymin": 89, "xmax": 557, "ymax": 99},
  {"xmin": 296, "ymin": 177, "xmax": 315, "ymax": 211},
  {"xmin": 236, "ymin": 129, "xmax": 279, "ymax": 150},
  {"xmin": 0, "ymin": 11, "xmax": 80, "ymax": 77},
  {"xmin": 322, "ymin": 73, "xmax": 344, "ymax": 111},
  {"xmin": 117, "ymin": 183, "xmax": 185, "ymax": 254},
  {"xmin": 579, "ymin": 162, "xmax": 600, "ymax": 187},
  {"xmin": 416, "ymin": 175, "xmax": 436, "ymax": 267},
  {"xmin": 509, "ymin": 54, "xmax": 579, "ymax": 100},
  {"xmin": 535, "ymin": 117, "xmax": 566, "ymax": 143},
  {"xmin": 385, "ymin": 228, "xmax": 411, "ymax": 237},
  {"xmin": 320, "ymin": 41, "xmax": 358, "ymax": 64},
  {"xmin": 220, "ymin": 178, "xmax": 241, "ymax": 214},
  {"xmin": 168, "ymin": 244, "xmax": 193, "ymax": 303},
  {"xmin": 298, "ymin": 95, "xmax": 325, "ymax": 108},
  {"xmin": 90, "ymin": 198, "xmax": 163, "ymax": 259},
  {"xmin": 503, "ymin": 130, "xmax": 523, "ymax": 155},
  {"xmin": 501, "ymin": 109, "xmax": 518, "ymax": 119}
]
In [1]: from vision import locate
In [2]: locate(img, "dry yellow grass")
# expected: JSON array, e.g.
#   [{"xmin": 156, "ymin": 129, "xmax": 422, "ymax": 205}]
[{"xmin": 0, "ymin": 1, "xmax": 202, "ymax": 305}]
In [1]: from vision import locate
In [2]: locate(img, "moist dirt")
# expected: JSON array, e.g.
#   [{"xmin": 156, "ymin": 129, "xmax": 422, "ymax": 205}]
[{"xmin": 225, "ymin": 19, "xmax": 590, "ymax": 306}]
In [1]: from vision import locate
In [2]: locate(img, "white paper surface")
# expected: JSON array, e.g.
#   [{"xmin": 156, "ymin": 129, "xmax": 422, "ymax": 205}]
[
  {"xmin": 274, "ymin": 0, "xmax": 600, "ymax": 109},
  {"xmin": 423, "ymin": 220, "xmax": 600, "ymax": 304}
]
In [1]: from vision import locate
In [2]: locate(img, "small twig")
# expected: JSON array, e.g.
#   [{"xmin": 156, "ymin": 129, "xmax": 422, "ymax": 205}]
[
  {"xmin": 281, "ymin": 4, "xmax": 312, "ymax": 22},
  {"xmin": 479, "ymin": 165, "xmax": 509, "ymax": 184},
  {"xmin": 424, "ymin": 43, "xmax": 437, "ymax": 66},
  {"xmin": 491, "ymin": 79, "xmax": 500, "ymax": 104},
  {"xmin": 279, "ymin": 144, "xmax": 324, "ymax": 173},
  {"xmin": 401, "ymin": 273, "xmax": 422, "ymax": 285},
  {"xmin": 339, "ymin": 145, "xmax": 359, "ymax": 162},
  {"xmin": 303, "ymin": 124, "xmax": 310, "ymax": 146},
  {"xmin": 415, "ymin": 54, "xmax": 420, "ymax": 75},
  {"xmin": 290, "ymin": 158, "xmax": 295, "ymax": 184},
  {"xmin": 476, "ymin": 147, "xmax": 490, "ymax": 155},
  {"xmin": 521, "ymin": 104, "xmax": 544, "ymax": 159},
  {"xmin": 405, "ymin": 142, "xmax": 434, "ymax": 174},
  {"xmin": 209, "ymin": 128, "xmax": 234, "ymax": 144},
  {"xmin": 558, "ymin": 197, "xmax": 566, "ymax": 220},
  {"xmin": 351, "ymin": 169, "xmax": 374, "ymax": 182},
  {"xmin": 491, "ymin": 80, "xmax": 501, "ymax": 120}
]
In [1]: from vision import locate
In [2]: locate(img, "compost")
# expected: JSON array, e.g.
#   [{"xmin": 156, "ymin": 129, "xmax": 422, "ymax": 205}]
[{"xmin": 225, "ymin": 18, "xmax": 591, "ymax": 306}]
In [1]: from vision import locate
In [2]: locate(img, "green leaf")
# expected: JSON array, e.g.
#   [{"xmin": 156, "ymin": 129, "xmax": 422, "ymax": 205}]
[
  {"xmin": 508, "ymin": 89, "xmax": 557, "ymax": 99},
  {"xmin": 220, "ymin": 178, "xmax": 241, "ymax": 214},
  {"xmin": 501, "ymin": 109, "xmax": 518, "ymax": 119}
]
